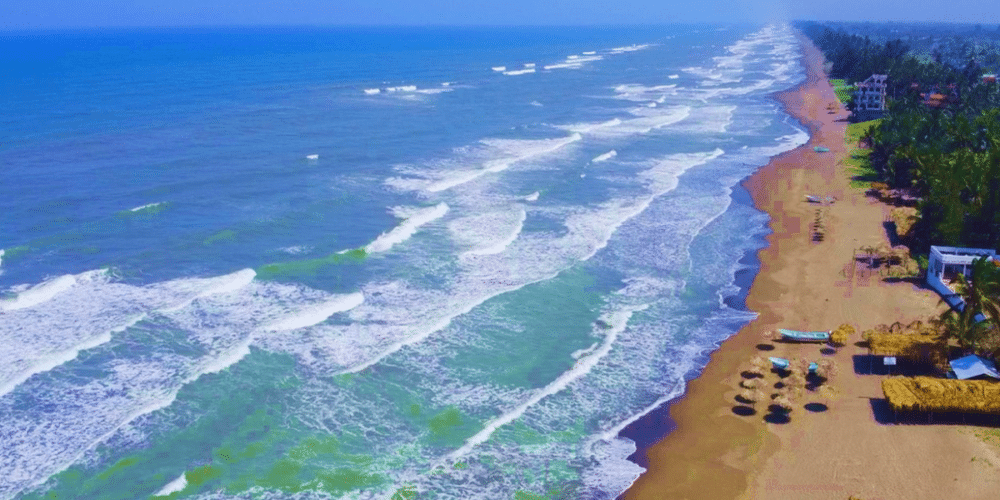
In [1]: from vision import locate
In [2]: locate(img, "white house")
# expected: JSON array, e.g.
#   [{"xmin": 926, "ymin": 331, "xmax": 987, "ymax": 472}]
[{"xmin": 926, "ymin": 245, "xmax": 998, "ymax": 315}]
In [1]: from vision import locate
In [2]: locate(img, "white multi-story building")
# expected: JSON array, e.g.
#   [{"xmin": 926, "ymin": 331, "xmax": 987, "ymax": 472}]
[{"xmin": 853, "ymin": 74, "xmax": 888, "ymax": 111}]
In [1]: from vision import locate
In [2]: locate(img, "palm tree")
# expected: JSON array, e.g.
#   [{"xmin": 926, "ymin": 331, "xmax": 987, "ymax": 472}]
[
  {"xmin": 939, "ymin": 256, "xmax": 1000, "ymax": 354},
  {"xmin": 952, "ymin": 256, "xmax": 1000, "ymax": 327},
  {"xmin": 936, "ymin": 305, "xmax": 989, "ymax": 353}
]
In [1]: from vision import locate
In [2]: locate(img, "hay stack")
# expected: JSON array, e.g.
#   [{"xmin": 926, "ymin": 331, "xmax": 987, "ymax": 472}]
[
  {"xmin": 830, "ymin": 323, "xmax": 855, "ymax": 346},
  {"xmin": 882, "ymin": 377, "xmax": 1000, "ymax": 414},
  {"xmin": 866, "ymin": 326, "xmax": 946, "ymax": 365}
]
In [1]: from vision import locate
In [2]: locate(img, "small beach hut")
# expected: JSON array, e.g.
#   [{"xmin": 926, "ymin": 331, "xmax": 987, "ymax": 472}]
[{"xmin": 949, "ymin": 355, "xmax": 1000, "ymax": 380}]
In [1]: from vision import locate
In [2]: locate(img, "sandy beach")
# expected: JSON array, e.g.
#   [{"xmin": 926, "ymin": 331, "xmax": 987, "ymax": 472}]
[{"xmin": 622, "ymin": 34, "xmax": 1000, "ymax": 500}]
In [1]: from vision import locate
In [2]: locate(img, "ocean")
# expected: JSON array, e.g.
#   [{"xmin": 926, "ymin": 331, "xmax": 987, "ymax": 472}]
[{"xmin": 0, "ymin": 23, "xmax": 806, "ymax": 500}]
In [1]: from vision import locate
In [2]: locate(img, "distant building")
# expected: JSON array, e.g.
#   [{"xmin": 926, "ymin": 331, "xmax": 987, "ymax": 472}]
[
  {"xmin": 984, "ymin": 74, "xmax": 997, "ymax": 84},
  {"xmin": 853, "ymin": 74, "xmax": 888, "ymax": 120},
  {"xmin": 918, "ymin": 83, "xmax": 960, "ymax": 108}
]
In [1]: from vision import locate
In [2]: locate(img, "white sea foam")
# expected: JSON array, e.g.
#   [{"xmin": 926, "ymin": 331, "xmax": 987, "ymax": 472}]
[
  {"xmin": 529, "ymin": 101, "xmax": 543, "ymax": 107},
  {"xmin": 524, "ymin": 63, "xmax": 536, "ymax": 68},
  {"xmin": 446, "ymin": 306, "xmax": 647, "ymax": 460},
  {"xmin": 571, "ymin": 342, "xmax": 599, "ymax": 359},
  {"xmin": 608, "ymin": 44, "xmax": 651, "ymax": 54},
  {"xmin": 582, "ymin": 51, "xmax": 596, "ymax": 55},
  {"xmin": 336, "ymin": 290, "xmax": 497, "ymax": 375},
  {"xmin": 388, "ymin": 134, "xmax": 581, "ymax": 194},
  {"xmin": 560, "ymin": 118, "xmax": 622, "ymax": 134},
  {"xmin": 668, "ymin": 74, "xmax": 679, "ymax": 79},
  {"xmin": 364, "ymin": 88, "xmax": 382, "ymax": 95},
  {"xmin": 544, "ymin": 54, "xmax": 603, "ymax": 70},
  {"xmin": 266, "ymin": 292, "xmax": 365, "ymax": 331},
  {"xmin": 559, "ymin": 107, "xmax": 689, "ymax": 138},
  {"xmin": 524, "ymin": 192, "xmax": 539, "ymax": 201},
  {"xmin": 0, "ymin": 314, "xmax": 142, "ymax": 398},
  {"xmin": 457, "ymin": 209, "xmax": 527, "ymax": 257},
  {"xmin": 414, "ymin": 87, "xmax": 453, "ymax": 95},
  {"xmin": 756, "ymin": 128, "xmax": 810, "ymax": 156},
  {"xmin": 199, "ymin": 269, "xmax": 257, "ymax": 297},
  {"xmin": 154, "ymin": 474, "xmax": 188, "ymax": 497},
  {"xmin": 558, "ymin": 148, "xmax": 725, "ymax": 264},
  {"xmin": 197, "ymin": 336, "xmax": 253, "ymax": 375},
  {"xmin": 667, "ymin": 105, "xmax": 736, "ymax": 134},
  {"xmin": 592, "ymin": 150, "xmax": 617, "ymax": 163},
  {"xmin": 279, "ymin": 245, "xmax": 310, "ymax": 255},
  {"xmin": 386, "ymin": 85, "xmax": 418, "ymax": 92},
  {"xmin": 0, "ymin": 272, "xmax": 386, "ymax": 498},
  {"xmin": 129, "ymin": 202, "xmax": 164, "ymax": 213},
  {"xmin": 160, "ymin": 269, "xmax": 257, "ymax": 313},
  {"xmin": 1, "ymin": 274, "xmax": 79, "ymax": 311},
  {"xmin": 366, "ymin": 203, "xmax": 449, "ymax": 253},
  {"xmin": 612, "ymin": 83, "xmax": 677, "ymax": 102},
  {"xmin": 491, "ymin": 66, "xmax": 506, "ymax": 72},
  {"xmin": 502, "ymin": 68, "xmax": 535, "ymax": 76},
  {"xmin": 618, "ymin": 106, "xmax": 692, "ymax": 135},
  {"xmin": 306, "ymin": 154, "xmax": 319, "ymax": 160}
]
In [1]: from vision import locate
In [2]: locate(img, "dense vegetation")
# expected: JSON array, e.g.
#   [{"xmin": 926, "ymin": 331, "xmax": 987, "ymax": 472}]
[
  {"xmin": 799, "ymin": 22, "xmax": 1000, "ymax": 358},
  {"xmin": 798, "ymin": 22, "xmax": 1000, "ymax": 252}
]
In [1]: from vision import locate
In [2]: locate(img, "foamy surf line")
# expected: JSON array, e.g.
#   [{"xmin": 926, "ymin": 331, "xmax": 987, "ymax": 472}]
[
  {"xmin": 351, "ymin": 149, "xmax": 727, "ymax": 383},
  {"xmin": 129, "ymin": 202, "xmax": 164, "ymax": 212},
  {"xmin": 592, "ymin": 150, "xmax": 617, "ymax": 163},
  {"xmin": 0, "ymin": 315, "xmax": 142, "ymax": 398},
  {"xmin": 264, "ymin": 292, "xmax": 365, "ymax": 331},
  {"xmin": 365, "ymin": 203, "xmax": 449, "ymax": 253},
  {"xmin": 1, "ymin": 277, "xmax": 366, "ymax": 498},
  {"xmin": 387, "ymin": 133, "xmax": 582, "ymax": 194},
  {"xmin": 460, "ymin": 209, "xmax": 527, "ymax": 257},
  {"xmin": 444, "ymin": 306, "xmax": 648, "ymax": 461},
  {"xmin": 0, "ymin": 268, "xmax": 258, "ymax": 398},
  {"xmin": 160, "ymin": 269, "xmax": 257, "ymax": 313},
  {"xmin": 153, "ymin": 474, "xmax": 188, "ymax": 497},
  {"xmin": 1, "ymin": 274, "xmax": 79, "ymax": 312}
]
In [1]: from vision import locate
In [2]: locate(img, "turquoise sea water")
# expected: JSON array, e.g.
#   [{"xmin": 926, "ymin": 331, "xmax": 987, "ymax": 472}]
[{"xmin": 0, "ymin": 24, "xmax": 805, "ymax": 499}]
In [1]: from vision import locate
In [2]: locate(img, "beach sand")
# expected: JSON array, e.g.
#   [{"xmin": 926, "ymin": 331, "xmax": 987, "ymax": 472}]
[{"xmin": 621, "ymin": 34, "xmax": 1000, "ymax": 500}]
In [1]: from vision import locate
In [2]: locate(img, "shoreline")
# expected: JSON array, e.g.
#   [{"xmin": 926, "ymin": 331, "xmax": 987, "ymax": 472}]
[
  {"xmin": 615, "ymin": 33, "xmax": 818, "ymax": 494},
  {"xmin": 620, "ymin": 31, "xmax": 1000, "ymax": 500},
  {"xmin": 616, "ymin": 181, "xmax": 767, "ymax": 471}
]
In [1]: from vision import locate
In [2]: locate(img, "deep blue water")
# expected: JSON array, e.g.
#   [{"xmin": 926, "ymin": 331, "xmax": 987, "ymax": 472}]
[{"xmin": 0, "ymin": 24, "xmax": 805, "ymax": 500}]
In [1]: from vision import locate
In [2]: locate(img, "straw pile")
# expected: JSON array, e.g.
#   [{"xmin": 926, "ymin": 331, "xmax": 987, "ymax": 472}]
[
  {"xmin": 882, "ymin": 377, "xmax": 1000, "ymax": 414},
  {"xmin": 890, "ymin": 207, "xmax": 919, "ymax": 238},
  {"xmin": 830, "ymin": 323, "xmax": 855, "ymax": 346},
  {"xmin": 864, "ymin": 320, "xmax": 946, "ymax": 365}
]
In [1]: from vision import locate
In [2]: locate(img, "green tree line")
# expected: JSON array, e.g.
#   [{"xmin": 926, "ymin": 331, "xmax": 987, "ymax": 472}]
[{"xmin": 799, "ymin": 22, "xmax": 1000, "ymax": 253}]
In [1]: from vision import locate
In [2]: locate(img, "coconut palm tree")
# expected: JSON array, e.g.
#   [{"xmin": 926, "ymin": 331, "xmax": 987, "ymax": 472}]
[
  {"xmin": 936, "ymin": 305, "xmax": 990, "ymax": 353},
  {"xmin": 952, "ymin": 256, "xmax": 1000, "ymax": 328}
]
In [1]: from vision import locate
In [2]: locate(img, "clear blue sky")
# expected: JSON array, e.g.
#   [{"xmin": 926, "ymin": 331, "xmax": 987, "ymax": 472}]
[{"xmin": 3, "ymin": 0, "xmax": 1000, "ymax": 30}]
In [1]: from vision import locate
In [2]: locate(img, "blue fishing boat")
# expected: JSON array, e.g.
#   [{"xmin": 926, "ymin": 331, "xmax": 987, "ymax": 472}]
[{"xmin": 779, "ymin": 328, "xmax": 831, "ymax": 342}]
